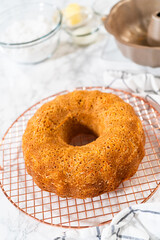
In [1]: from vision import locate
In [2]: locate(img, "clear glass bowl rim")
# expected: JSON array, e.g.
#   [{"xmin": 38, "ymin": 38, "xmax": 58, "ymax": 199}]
[{"xmin": 65, "ymin": 26, "xmax": 100, "ymax": 37}]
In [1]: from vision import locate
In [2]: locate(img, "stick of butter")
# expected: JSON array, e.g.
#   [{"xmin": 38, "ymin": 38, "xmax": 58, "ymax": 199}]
[{"xmin": 64, "ymin": 3, "xmax": 82, "ymax": 26}]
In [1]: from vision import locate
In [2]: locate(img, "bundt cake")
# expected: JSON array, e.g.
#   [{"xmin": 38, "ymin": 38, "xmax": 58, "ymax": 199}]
[{"xmin": 22, "ymin": 90, "xmax": 145, "ymax": 198}]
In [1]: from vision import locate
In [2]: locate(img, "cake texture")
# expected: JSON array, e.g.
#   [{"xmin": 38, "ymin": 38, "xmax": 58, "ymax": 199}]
[{"xmin": 22, "ymin": 90, "xmax": 145, "ymax": 198}]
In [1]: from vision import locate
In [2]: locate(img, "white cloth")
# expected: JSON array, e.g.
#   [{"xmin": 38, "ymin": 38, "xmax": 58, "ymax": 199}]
[
  {"xmin": 103, "ymin": 68, "xmax": 160, "ymax": 113},
  {"xmin": 101, "ymin": 203, "xmax": 160, "ymax": 240}
]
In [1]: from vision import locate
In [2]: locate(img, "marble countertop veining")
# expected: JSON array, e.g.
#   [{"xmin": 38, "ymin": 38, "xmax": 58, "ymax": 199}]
[{"xmin": 0, "ymin": 1, "xmax": 160, "ymax": 239}]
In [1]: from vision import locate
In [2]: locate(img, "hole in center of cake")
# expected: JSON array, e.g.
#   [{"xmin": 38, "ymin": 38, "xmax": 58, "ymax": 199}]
[
  {"xmin": 69, "ymin": 124, "xmax": 98, "ymax": 146},
  {"xmin": 157, "ymin": 12, "xmax": 160, "ymax": 17}
]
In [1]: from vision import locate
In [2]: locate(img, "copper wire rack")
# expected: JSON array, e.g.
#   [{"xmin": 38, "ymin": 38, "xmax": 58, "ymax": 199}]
[{"xmin": 0, "ymin": 87, "xmax": 160, "ymax": 228}]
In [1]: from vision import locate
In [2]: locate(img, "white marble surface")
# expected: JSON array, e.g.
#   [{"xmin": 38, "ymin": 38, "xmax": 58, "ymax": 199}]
[{"xmin": 0, "ymin": 1, "xmax": 160, "ymax": 239}]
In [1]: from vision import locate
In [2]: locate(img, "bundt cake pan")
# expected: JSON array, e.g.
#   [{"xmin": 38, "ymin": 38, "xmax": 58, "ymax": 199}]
[{"xmin": 103, "ymin": 0, "xmax": 160, "ymax": 67}]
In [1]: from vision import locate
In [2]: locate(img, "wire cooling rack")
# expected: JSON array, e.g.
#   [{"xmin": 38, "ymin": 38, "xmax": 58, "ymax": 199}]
[{"xmin": 0, "ymin": 87, "xmax": 160, "ymax": 228}]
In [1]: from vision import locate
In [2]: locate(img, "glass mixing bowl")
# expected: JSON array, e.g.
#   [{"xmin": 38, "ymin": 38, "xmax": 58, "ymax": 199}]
[
  {"xmin": 64, "ymin": 8, "xmax": 101, "ymax": 46},
  {"xmin": 0, "ymin": 2, "xmax": 62, "ymax": 64}
]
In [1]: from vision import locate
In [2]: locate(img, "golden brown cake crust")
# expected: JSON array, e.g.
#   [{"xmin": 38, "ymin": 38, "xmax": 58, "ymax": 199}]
[{"xmin": 22, "ymin": 90, "xmax": 145, "ymax": 198}]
